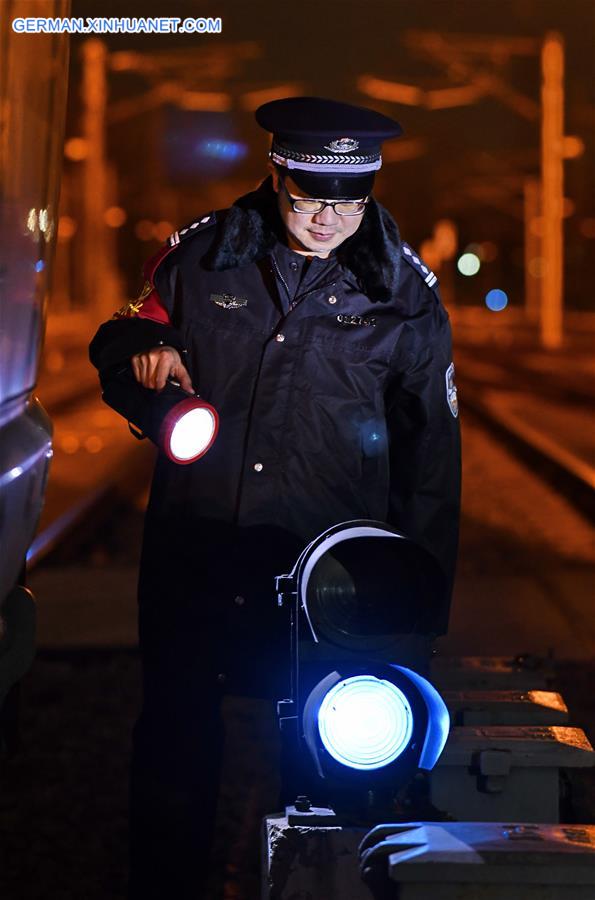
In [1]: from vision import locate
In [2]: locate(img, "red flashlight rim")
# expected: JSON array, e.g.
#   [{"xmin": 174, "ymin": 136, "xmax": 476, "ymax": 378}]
[{"xmin": 158, "ymin": 397, "xmax": 219, "ymax": 464}]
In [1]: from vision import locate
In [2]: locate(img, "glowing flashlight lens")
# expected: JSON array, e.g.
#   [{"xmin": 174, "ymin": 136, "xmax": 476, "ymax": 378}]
[
  {"xmin": 317, "ymin": 676, "xmax": 413, "ymax": 770},
  {"xmin": 168, "ymin": 407, "xmax": 216, "ymax": 461}
]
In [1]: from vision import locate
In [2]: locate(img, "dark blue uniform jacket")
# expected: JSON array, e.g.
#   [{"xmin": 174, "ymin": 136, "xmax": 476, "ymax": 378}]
[{"xmin": 90, "ymin": 180, "xmax": 460, "ymax": 661}]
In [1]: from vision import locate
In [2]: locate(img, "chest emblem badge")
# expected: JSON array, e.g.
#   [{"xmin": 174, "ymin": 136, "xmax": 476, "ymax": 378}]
[
  {"xmin": 210, "ymin": 293, "xmax": 247, "ymax": 310},
  {"xmin": 446, "ymin": 362, "xmax": 458, "ymax": 418}
]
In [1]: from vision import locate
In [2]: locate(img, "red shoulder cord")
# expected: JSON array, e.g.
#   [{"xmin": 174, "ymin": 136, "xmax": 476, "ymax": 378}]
[{"xmin": 113, "ymin": 242, "xmax": 177, "ymax": 324}]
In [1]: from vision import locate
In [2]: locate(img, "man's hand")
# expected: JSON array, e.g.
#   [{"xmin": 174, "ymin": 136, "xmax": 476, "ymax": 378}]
[{"xmin": 131, "ymin": 346, "xmax": 195, "ymax": 394}]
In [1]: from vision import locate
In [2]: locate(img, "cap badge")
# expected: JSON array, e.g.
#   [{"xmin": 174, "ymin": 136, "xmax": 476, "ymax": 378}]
[{"xmin": 324, "ymin": 137, "xmax": 359, "ymax": 153}]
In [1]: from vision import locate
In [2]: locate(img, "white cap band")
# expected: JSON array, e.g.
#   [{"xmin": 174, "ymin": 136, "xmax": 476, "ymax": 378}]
[{"xmin": 271, "ymin": 151, "xmax": 382, "ymax": 174}]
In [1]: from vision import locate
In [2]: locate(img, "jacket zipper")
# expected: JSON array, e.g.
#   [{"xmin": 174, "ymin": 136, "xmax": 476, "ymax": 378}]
[
  {"xmin": 270, "ymin": 254, "xmax": 291, "ymax": 307},
  {"xmin": 270, "ymin": 254, "xmax": 337, "ymax": 313}
]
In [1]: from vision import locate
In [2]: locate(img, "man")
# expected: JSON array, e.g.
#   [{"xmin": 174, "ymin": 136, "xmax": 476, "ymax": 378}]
[{"xmin": 89, "ymin": 97, "xmax": 461, "ymax": 899}]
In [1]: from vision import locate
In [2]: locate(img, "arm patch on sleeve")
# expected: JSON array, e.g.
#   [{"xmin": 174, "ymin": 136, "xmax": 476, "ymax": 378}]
[{"xmin": 446, "ymin": 362, "xmax": 458, "ymax": 418}]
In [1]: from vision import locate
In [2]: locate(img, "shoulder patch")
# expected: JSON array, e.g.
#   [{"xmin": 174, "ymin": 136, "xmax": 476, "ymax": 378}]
[
  {"xmin": 167, "ymin": 212, "xmax": 216, "ymax": 248},
  {"xmin": 445, "ymin": 362, "xmax": 458, "ymax": 418},
  {"xmin": 401, "ymin": 242, "xmax": 439, "ymax": 291}
]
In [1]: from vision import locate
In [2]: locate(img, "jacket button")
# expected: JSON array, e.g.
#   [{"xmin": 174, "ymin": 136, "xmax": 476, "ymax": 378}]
[
  {"xmin": 275, "ymin": 333, "xmax": 285, "ymax": 342},
  {"xmin": 290, "ymin": 261, "xmax": 298, "ymax": 271},
  {"xmin": 234, "ymin": 595, "xmax": 245, "ymax": 606},
  {"xmin": 328, "ymin": 295, "xmax": 337, "ymax": 304},
  {"xmin": 253, "ymin": 462, "xmax": 263, "ymax": 472}
]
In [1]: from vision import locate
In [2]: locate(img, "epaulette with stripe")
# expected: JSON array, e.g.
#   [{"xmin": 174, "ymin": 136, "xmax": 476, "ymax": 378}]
[
  {"xmin": 401, "ymin": 242, "xmax": 439, "ymax": 292},
  {"xmin": 167, "ymin": 211, "xmax": 216, "ymax": 248}
]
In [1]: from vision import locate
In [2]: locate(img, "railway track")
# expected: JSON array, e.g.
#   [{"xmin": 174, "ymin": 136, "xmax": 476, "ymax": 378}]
[
  {"xmin": 26, "ymin": 383, "xmax": 154, "ymax": 572},
  {"xmin": 26, "ymin": 477, "xmax": 145, "ymax": 571},
  {"xmin": 455, "ymin": 341, "xmax": 594, "ymax": 524},
  {"xmin": 460, "ymin": 388, "xmax": 595, "ymax": 524}
]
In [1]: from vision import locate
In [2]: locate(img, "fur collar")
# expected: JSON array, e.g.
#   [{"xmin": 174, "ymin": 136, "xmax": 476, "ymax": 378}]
[{"xmin": 204, "ymin": 176, "xmax": 401, "ymax": 303}]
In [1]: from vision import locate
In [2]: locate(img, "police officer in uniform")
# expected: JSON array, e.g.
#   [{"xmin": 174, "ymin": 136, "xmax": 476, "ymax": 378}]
[{"xmin": 90, "ymin": 97, "xmax": 461, "ymax": 899}]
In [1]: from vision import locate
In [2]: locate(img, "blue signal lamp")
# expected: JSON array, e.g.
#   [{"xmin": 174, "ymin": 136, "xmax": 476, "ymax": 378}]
[
  {"xmin": 303, "ymin": 666, "xmax": 449, "ymax": 779},
  {"xmin": 275, "ymin": 521, "xmax": 450, "ymax": 808}
]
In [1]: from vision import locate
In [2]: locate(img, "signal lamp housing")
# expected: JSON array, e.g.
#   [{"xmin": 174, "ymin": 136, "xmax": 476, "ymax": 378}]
[{"xmin": 275, "ymin": 520, "xmax": 450, "ymax": 807}]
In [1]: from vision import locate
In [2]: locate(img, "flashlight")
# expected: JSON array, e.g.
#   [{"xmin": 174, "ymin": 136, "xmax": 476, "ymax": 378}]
[{"xmin": 101, "ymin": 365, "xmax": 219, "ymax": 464}]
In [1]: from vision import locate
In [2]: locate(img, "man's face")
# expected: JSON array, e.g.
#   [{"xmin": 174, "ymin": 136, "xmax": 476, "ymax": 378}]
[{"xmin": 271, "ymin": 168, "xmax": 366, "ymax": 258}]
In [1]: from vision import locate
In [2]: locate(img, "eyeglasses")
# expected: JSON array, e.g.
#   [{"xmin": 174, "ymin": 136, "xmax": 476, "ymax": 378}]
[{"xmin": 280, "ymin": 179, "xmax": 369, "ymax": 216}]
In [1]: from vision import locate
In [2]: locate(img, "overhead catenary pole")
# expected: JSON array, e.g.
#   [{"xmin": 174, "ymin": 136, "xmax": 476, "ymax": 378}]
[
  {"xmin": 80, "ymin": 39, "xmax": 106, "ymax": 316},
  {"xmin": 361, "ymin": 31, "xmax": 575, "ymax": 347},
  {"xmin": 523, "ymin": 178, "xmax": 541, "ymax": 323},
  {"xmin": 540, "ymin": 32, "xmax": 565, "ymax": 349},
  {"xmin": 80, "ymin": 39, "xmax": 123, "ymax": 320}
]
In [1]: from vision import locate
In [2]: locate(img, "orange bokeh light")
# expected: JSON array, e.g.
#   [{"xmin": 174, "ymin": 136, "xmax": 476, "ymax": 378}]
[
  {"xmin": 135, "ymin": 220, "xmax": 155, "ymax": 241},
  {"xmin": 64, "ymin": 137, "xmax": 88, "ymax": 161},
  {"xmin": 104, "ymin": 206, "xmax": 127, "ymax": 228},
  {"xmin": 58, "ymin": 216, "xmax": 77, "ymax": 240},
  {"xmin": 579, "ymin": 218, "xmax": 595, "ymax": 239},
  {"xmin": 562, "ymin": 136, "xmax": 585, "ymax": 159},
  {"xmin": 154, "ymin": 221, "xmax": 174, "ymax": 242}
]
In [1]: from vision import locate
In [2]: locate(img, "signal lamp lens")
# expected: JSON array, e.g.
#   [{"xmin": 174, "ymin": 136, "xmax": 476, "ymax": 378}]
[{"xmin": 317, "ymin": 675, "xmax": 413, "ymax": 771}]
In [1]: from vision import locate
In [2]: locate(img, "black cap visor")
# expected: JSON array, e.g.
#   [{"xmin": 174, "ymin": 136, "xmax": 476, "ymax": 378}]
[{"xmin": 282, "ymin": 168, "xmax": 375, "ymax": 200}]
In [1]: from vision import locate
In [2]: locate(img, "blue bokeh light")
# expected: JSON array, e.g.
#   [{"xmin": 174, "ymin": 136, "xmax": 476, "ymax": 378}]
[
  {"xmin": 164, "ymin": 110, "xmax": 246, "ymax": 179},
  {"xmin": 198, "ymin": 139, "xmax": 247, "ymax": 161},
  {"xmin": 35, "ymin": 260, "xmax": 45, "ymax": 273},
  {"xmin": 317, "ymin": 675, "xmax": 413, "ymax": 770},
  {"xmin": 485, "ymin": 289, "xmax": 508, "ymax": 312}
]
